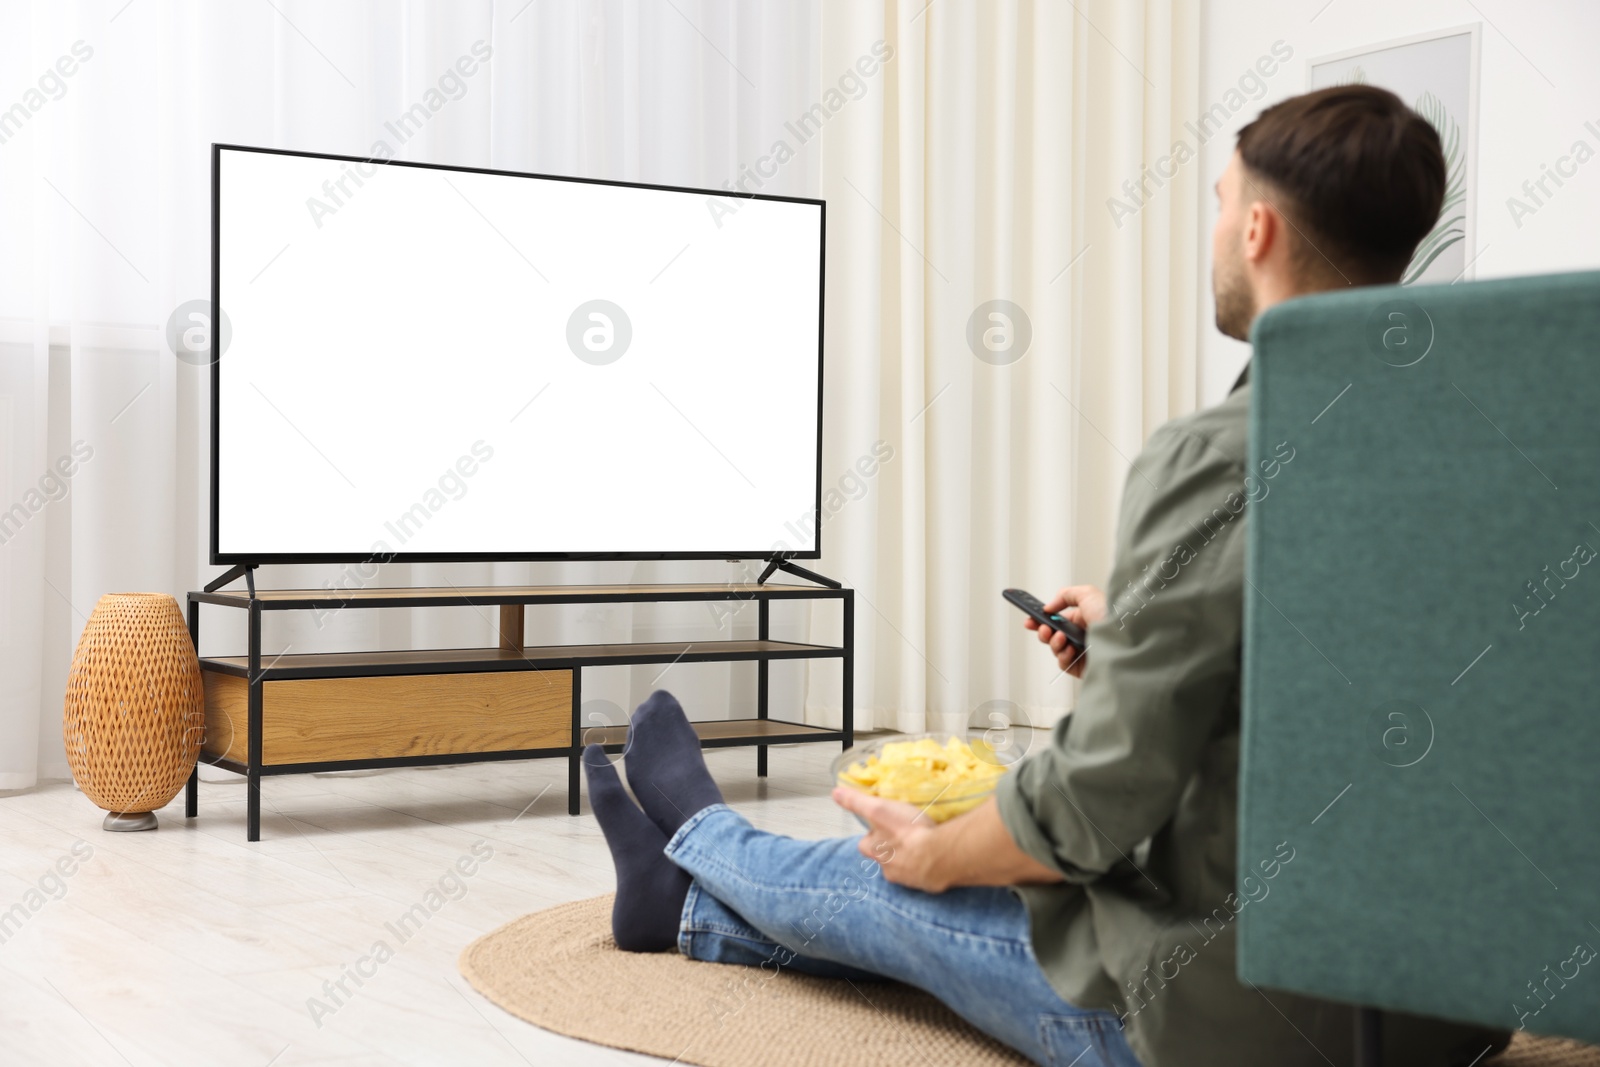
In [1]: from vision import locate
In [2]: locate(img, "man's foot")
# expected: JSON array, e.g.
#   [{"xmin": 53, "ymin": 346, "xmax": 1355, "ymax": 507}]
[
  {"xmin": 624, "ymin": 690, "xmax": 725, "ymax": 839},
  {"xmin": 583, "ymin": 744, "xmax": 690, "ymax": 952}
]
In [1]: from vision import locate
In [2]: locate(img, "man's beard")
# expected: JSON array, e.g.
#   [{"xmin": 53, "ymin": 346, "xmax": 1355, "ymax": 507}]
[{"xmin": 1212, "ymin": 251, "xmax": 1255, "ymax": 342}]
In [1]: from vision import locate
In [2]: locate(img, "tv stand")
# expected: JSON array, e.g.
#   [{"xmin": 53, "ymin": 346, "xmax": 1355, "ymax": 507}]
[
  {"xmin": 203, "ymin": 562, "xmax": 256, "ymax": 594},
  {"xmin": 184, "ymin": 581, "xmax": 853, "ymax": 841},
  {"xmin": 756, "ymin": 555, "xmax": 840, "ymax": 588}
]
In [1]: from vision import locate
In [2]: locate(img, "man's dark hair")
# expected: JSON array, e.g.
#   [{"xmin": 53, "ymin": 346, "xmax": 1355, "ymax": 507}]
[{"xmin": 1235, "ymin": 85, "xmax": 1446, "ymax": 284}]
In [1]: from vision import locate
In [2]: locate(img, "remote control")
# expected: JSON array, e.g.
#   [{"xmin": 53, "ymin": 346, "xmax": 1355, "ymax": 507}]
[{"xmin": 1003, "ymin": 588, "xmax": 1087, "ymax": 652}]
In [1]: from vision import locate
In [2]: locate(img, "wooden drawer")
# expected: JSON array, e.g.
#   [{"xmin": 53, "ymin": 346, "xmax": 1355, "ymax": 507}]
[{"xmin": 201, "ymin": 668, "xmax": 572, "ymax": 766}]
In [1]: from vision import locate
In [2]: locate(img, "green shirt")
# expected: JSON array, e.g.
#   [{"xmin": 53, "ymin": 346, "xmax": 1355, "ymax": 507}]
[{"xmin": 996, "ymin": 377, "xmax": 1499, "ymax": 1066}]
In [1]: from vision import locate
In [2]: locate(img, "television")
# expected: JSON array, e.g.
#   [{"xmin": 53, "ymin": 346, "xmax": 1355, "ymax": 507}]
[{"xmin": 210, "ymin": 145, "xmax": 825, "ymax": 564}]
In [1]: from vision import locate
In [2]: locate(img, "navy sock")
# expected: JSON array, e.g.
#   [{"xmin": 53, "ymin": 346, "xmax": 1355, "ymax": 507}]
[
  {"xmin": 582, "ymin": 745, "xmax": 690, "ymax": 953},
  {"xmin": 624, "ymin": 690, "xmax": 725, "ymax": 839}
]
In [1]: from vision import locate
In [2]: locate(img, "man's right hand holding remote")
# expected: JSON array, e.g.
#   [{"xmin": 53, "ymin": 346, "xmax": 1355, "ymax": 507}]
[{"xmin": 1023, "ymin": 585, "xmax": 1106, "ymax": 676}]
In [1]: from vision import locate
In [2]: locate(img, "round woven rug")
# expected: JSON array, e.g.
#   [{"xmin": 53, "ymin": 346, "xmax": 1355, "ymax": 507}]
[
  {"xmin": 459, "ymin": 895, "xmax": 1599, "ymax": 1067},
  {"xmin": 1498, "ymin": 1036, "xmax": 1600, "ymax": 1067},
  {"xmin": 458, "ymin": 894, "xmax": 1027, "ymax": 1066}
]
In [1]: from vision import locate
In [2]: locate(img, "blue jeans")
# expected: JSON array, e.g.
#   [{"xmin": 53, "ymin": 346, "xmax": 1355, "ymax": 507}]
[{"xmin": 663, "ymin": 804, "xmax": 1142, "ymax": 1067}]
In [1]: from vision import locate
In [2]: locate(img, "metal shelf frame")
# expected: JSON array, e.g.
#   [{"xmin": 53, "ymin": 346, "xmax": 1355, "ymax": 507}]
[{"xmin": 184, "ymin": 582, "xmax": 853, "ymax": 841}]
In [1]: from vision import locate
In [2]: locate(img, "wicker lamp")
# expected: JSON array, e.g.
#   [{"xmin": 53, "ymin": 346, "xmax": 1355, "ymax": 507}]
[{"xmin": 63, "ymin": 593, "xmax": 205, "ymax": 831}]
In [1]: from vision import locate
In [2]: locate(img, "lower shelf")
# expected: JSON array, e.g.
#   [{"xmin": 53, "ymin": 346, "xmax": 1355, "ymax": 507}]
[
  {"xmin": 583, "ymin": 717, "xmax": 842, "ymax": 751},
  {"xmin": 200, "ymin": 718, "xmax": 843, "ymax": 778}
]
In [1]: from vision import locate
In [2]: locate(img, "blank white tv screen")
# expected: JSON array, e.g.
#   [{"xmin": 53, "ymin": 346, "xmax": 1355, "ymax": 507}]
[{"xmin": 213, "ymin": 145, "xmax": 823, "ymax": 562}]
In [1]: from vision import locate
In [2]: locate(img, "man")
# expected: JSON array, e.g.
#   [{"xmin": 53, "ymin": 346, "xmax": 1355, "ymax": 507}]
[{"xmin": 582, "ymin": 86, "xmax": 1503, "ymax": 1067}]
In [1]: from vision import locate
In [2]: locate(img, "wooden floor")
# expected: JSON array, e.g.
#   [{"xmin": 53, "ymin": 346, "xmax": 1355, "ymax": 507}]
[{"xmin": 0, "ymin": 741, "xmax": 869, "ymax": 1066}]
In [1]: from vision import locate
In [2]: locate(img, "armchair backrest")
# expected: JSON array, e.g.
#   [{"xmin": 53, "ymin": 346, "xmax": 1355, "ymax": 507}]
[{"xmin": 1238, "ymin": 270, "xmax": 1600, "ymax": 1042}]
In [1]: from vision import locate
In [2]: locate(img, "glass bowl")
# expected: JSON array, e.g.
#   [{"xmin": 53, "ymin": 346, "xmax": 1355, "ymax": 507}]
[{"xmin": 830, "ymin": 731, "xmax": 1021, "ymax": 825}]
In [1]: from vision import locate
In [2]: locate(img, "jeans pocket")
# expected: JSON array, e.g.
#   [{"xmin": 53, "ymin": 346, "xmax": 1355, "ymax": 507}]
[{"xmin": 1038, "ymin": 1010, "xmax": 1141, "ymax": 1067}]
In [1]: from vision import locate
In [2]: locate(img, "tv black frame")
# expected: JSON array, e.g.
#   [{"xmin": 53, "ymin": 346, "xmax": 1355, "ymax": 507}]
[{"xmin": 209, "ymin": 143, "xmax": 826, "ymax": 566}]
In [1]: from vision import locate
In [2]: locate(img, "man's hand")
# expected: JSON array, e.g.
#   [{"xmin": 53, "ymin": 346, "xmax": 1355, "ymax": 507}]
[
  {"xmin": 831, "ymin": 791, "xmax": 1066, "ymax": 892},
  {"xmin": 1023, "ymin": 584, "xmax": 1107, "ymax": 676},
  {"xmin": 831, "ymin": 788, "xmax": 949, "ymax": 892}
]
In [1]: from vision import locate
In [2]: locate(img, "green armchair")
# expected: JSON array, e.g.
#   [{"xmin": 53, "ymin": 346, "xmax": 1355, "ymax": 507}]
[{"xmin": 1239, "ymin": 270, "xmax": 1600, "ymax": 1059}]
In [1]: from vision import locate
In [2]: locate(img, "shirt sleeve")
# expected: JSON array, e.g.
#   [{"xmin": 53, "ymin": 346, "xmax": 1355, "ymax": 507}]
[{"xmin": 996, "ymin": 423, "xmax": 1247, "ymax": 883}]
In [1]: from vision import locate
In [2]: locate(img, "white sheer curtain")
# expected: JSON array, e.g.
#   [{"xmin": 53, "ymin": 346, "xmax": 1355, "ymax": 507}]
[
  {"xmin": 0, "ymin": 0, "xmax": 820, "ymax": 788},
  {"xmin": 0, "ymin": 0, "xmax": 1200, "ymax": 789},
  {"xmin": 809, "ymin": 0, "xmax": 1201, "ymax": 735}
]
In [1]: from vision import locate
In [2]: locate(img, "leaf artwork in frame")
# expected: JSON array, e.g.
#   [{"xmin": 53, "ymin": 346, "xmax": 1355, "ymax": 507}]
[{"xmin": 1403, "ymin": 90, "xmax": 1467, "ymax": 285}]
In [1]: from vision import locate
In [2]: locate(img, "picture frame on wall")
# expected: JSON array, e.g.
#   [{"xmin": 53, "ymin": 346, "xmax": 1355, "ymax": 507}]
[{"xmin": 1309, "ymin": 24, "xmax": 1481, "ymax": 285}]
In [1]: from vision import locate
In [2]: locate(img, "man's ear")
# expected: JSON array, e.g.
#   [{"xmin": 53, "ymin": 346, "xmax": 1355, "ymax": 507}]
[{"xmin": 1242, "ymin": 198, "xmax": 1280, "ymax": 265}]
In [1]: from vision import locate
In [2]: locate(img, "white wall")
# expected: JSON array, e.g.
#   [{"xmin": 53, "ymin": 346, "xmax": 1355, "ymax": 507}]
[{"xmin": 1196, "ymin": 0, "xmax": 1600, "ymax": 404}]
